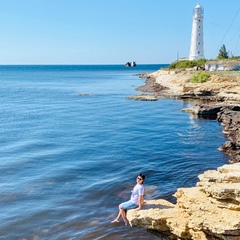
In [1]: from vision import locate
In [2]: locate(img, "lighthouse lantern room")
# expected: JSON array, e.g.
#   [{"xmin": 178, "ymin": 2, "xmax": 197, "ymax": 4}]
[{"xmin": 189, "ymin": 3, "xmax": 204, "ymax": 60}]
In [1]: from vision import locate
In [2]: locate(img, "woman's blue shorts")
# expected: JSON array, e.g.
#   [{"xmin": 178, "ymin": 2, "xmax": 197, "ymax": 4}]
[{"xmin": 121, "ymin": 200, "xmax": 138, "ymax": 210}]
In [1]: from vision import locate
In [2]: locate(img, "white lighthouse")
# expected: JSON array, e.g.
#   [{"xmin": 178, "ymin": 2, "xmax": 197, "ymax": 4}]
[{"xmin": 189, "ymin": 3, "xmax": 204, "ymax": 60}]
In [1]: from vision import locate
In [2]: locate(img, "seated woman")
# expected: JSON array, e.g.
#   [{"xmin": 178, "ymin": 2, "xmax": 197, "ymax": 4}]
[{"xmin": 111, "ymin": 173, "xmax": 145, "ymax": 225}]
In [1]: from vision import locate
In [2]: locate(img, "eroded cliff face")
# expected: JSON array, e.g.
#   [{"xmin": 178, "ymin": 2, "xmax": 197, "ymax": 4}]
[
  {"xmin": 128, "ymin": 70, "xmax": 240, "ymax": 239},
  {"xmin": 130, "ymin": 69, "xmax": 240, "ymax": 102},
  {"xmin": 182, "ymin": 73, "xmax": 240, "ymax": 102},
  {"xmin": 217, "ymin": 107, "xmax": 240, "ymax": 163},
  {"xmin": 127, "ymin": 163, "xmax": 240, "ymax": 240}
]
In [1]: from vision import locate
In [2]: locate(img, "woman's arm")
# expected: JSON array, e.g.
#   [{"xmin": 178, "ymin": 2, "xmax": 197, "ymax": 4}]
[{"xmin": 135, "ymin": 195, "xmax": 144, "ymax": 211}]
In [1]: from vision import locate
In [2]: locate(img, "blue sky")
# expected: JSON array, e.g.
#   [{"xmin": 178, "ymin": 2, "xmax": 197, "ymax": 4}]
[{"xmin": 1, "ymin": 0, "xmax": 240, "ymax": 64}]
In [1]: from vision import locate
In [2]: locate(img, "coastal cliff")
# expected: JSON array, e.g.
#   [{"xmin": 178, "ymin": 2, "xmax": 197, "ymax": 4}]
[
  {"xmin": 127, "ymin": 163, "xmax": 240, "ymax": 240},
  {"xmin": 129, "ymin": 69, "xmax": 240, "ymax": 102},
  {"xmin": 127, "ymin": 69, "xmax": 240, "ymax": 239}
]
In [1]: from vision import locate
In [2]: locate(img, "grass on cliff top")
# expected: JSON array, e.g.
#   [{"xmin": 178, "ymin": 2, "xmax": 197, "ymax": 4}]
[
  {"xmin": 168, "ymin": 58, "xmax": 240, "ymax": 82},
  {"xmin": 169, "ymin": 59, "xmax": 207, "ymax": 69},
  {"xmin": 190, "ymin": 71, "xmax": 211, "ymax": 83},
  {"xmin": 189, "ymin": 70, "xmax": 240, "ymax": 83}
]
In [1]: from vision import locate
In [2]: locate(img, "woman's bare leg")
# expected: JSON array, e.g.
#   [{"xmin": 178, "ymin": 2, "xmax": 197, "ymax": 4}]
[
  {"xmin": 111, "ymin": 204, "xmax": 128, "ymax": 224},
  {"xmin": 120, "ymin": 208, "xmax": 128, "ymax": 225},
  {"xmin": 111, "ymin": 204, "xmax": 122, "ymax": 223}
]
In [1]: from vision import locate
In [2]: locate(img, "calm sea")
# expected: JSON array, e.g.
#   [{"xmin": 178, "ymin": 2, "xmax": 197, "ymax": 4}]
[{"xmin": 0, "ymin": 65, "xmax": 229, "ymax": 240}]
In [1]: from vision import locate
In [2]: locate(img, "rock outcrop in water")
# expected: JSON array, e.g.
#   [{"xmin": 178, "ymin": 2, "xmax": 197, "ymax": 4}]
[
  {"xmin": 127, "ymin": 69, "xmax": 240, "ymax": 239},
  {"xmin": 127, "ymin": 163, "xmax": 240, "ymax": 240}
]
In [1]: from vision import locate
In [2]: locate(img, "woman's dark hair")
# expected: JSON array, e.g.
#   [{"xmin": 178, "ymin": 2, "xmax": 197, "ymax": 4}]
[{"xmin": 139, "ymin": 173, "xmax": 145, "ymax": 183}]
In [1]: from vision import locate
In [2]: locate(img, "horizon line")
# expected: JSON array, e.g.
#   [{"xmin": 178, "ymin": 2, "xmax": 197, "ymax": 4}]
[{"xmin": 0, "ymin": 63, "xmax": 170, "ymax": 66}]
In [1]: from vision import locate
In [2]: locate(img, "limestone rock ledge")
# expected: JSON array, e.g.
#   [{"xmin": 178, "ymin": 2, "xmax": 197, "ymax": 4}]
[{"xmin": 127, "ymin": 163, "xmax": 240, "ymax": 240}]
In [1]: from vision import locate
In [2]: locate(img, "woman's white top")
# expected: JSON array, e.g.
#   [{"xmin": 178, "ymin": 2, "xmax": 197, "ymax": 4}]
[{"xmin": 130, "ymin": 184, "xmax": 144, "ymax": 205}]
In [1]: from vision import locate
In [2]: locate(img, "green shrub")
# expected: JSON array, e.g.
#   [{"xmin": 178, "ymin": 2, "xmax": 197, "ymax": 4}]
[
  {"xmin": 190, "ymin": 71, "xmax": 211, "ymax": 83},
  {"xmin": 169, "ymin": 59, "xmax": 207, "ymax": 69}
]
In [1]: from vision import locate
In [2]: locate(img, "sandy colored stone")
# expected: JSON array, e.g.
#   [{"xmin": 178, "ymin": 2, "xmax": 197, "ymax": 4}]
[
  {"xmin": 126, "ymin": 94, "xmax": 160, "ymax": 101},
  {"xmin": 127, "ymin": 199, "xmax": 177, "ymax": 231},
  {"xmin": 151, "ymin": 69, "xmax": 192, "ymax": 96},
  {"xmin": 218, "ymin": 163, "xmax": 240, "ymax": 173},
  {"xmin": 127, "ymin": 163, "xmax": 240, "ymax": 239},
  {"xmin": 134, "ymin": 69, "xmax": 240, "ymax": 102}
]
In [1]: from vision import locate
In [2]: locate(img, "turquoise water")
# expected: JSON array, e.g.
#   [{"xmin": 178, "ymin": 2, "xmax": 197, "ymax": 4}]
[{"xmin": 0, "ymin": 65, "xmax": 229, "ymax": 239}]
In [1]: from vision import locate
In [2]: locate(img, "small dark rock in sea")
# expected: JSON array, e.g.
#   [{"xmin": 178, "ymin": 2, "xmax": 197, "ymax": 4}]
[
  {"xmin": 77, "ymin": 93, "xmax": 90, "ymax": 97},
  {"xmin": 126, "ymin": 94, "xmax": 159, "ymax": 101}
]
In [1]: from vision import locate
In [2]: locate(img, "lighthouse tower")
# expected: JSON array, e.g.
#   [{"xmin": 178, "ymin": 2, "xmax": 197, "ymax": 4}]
[{"xmin": 189, "ymin": 3, "xmax": 204, "ymax": 60}]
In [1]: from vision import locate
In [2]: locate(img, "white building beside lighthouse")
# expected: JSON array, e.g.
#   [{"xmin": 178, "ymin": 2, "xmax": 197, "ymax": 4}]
[{"xmin": 189, "ymin": 3, "xmax": 205, "ymax": 60}]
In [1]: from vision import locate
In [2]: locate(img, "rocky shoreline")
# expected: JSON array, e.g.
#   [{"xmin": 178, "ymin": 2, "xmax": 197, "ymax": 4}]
[
  {"xmin": 128, "ymin": 69, "xmax": 240, "ymax": 163},
  {"xmin": 126, "ymin": 69, "xmax": 240, "ymax": 239}
]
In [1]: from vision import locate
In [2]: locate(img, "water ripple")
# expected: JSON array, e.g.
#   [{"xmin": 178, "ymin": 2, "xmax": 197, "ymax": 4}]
[{"xmin": 0, "ymin": 65, "xmax": 229, "ymax": 239}]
